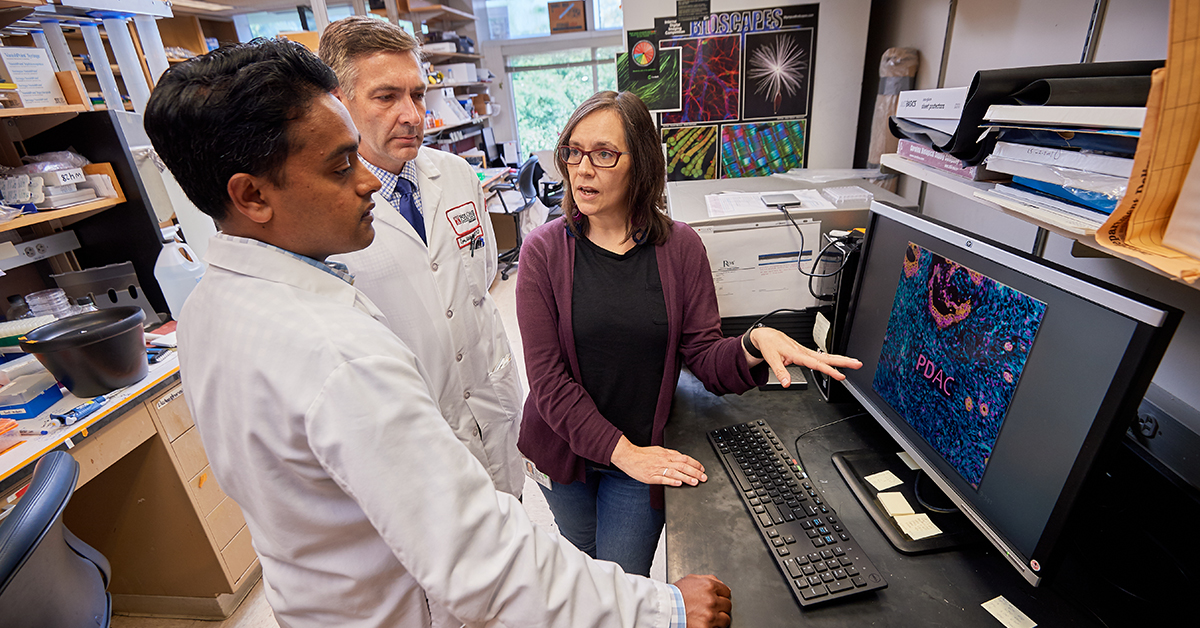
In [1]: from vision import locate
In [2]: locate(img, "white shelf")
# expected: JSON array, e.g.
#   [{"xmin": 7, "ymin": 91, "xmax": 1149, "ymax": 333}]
[{"xmin": 880, "ymin": 152, "xmax": 1197, "ymax": 288}]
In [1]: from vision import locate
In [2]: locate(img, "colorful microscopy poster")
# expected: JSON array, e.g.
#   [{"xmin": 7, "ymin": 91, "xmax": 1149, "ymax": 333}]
[
  {"xmin": 742, "ymin": 28, "xmax": 813, "ymax": 120},
  {"xmin": 659, "ymin": 36, "xmax": 741, "ymax": 125},
  {"xmin": 655, "ymin": 4, "xmax": 818, "ymax": 175},
  {"xmin": 719, "ymin": 121, "xmax": 806, "ymax": 178},
  {"xmin": 663, "ymin": 125, "xmax": 718, "ymax": 180},
  {"xmin": 872, "ymin": 244, "xmax": 1047, "ymax": 489},
  {"xmin": 616, "ymin": 48, "xmax": 682, "ymax": 112}
]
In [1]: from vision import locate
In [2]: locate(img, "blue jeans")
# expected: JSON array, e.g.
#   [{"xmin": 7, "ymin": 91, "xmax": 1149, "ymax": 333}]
[{"xmin": 540, "ymin": 466, "xmax": 664, "ymax": 577}]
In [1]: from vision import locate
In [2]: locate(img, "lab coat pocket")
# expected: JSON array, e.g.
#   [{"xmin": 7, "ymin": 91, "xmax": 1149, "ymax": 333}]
[{"xmin": 487, "ymin": 353, "xmax": 525, "ymax": 423}]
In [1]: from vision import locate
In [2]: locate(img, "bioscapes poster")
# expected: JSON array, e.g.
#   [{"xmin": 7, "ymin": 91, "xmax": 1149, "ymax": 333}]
[
  {"xmin": 872, "ymin": 243, "xmax": 1047, "ymax": 489},
  {"xmin": 652, "ymin": 4, "xmax": 818, "ymax": 179}
]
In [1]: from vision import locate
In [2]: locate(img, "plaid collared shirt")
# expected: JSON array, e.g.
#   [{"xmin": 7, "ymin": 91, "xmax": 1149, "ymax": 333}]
[{"xmin": 362, "ymin": 157, "xmax": 423, "ymax": 220}]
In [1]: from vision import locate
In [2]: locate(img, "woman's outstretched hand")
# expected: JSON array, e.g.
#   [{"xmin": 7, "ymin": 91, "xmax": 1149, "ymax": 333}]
[{"xmin": 744, "ymin": 326, "xmax": 863, "ymax": 387}]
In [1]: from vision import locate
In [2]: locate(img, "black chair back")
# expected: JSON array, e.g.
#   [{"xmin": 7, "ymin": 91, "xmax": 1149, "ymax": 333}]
[{"xmin": 0, "ymin": 450, "xmax": 111, "ymax": 627}]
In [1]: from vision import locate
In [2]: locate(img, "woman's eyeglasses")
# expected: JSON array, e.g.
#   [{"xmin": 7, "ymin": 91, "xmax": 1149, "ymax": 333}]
[{"xmin": 557, "ymin": 146, "xmax": 626, "ymax": 168}]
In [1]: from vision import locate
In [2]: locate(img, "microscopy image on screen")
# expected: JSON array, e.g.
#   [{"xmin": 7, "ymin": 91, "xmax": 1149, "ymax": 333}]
[{"xmin": 873, "ymin": 243, "xmax": 1047, "ymax": 488}]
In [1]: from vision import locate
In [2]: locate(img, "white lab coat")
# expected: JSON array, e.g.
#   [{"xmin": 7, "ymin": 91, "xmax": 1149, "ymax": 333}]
[
  {"xmin": 178, "ymin": 235, "xmax": 677, "ymax": 628},
  {"xmin": 332, "ymin": 148, "xmax": 524, "ymax": 498}
]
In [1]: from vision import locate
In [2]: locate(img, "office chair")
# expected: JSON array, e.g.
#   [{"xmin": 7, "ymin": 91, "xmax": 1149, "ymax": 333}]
[
  {"xmin": 491, "ymin": 155, "xmax": 541, "ymax": 280},
  {"xmin": 536, "ymin": 161, "xmax": 564, "ymax": 219},
  {"xmin": 0, "ymin": 450, "xmax": 112, "ymax": 628}
]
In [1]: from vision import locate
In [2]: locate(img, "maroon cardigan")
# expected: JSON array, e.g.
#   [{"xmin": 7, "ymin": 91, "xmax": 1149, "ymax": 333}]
[{"xmin": 515, "ymin": 218, "xmax": 767, "ymax": 503}]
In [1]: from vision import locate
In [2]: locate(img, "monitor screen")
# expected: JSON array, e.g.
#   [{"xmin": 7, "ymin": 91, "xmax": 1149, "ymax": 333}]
[{"xmin": 839, "ymin": 202, "xmax": 1179, "ymax": 585}]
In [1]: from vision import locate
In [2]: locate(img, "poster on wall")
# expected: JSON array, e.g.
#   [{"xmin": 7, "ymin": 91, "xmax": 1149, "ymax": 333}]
[
  {"xmin": 663, "ymin": 125, "xmax": 719, "ymax": 180},
  {"xmin": 616, "ymin": 46, "xmax": 682, "ymax": 112},
  {"xmin": 652, "ymin": 3, "xmax": 818, "ymax": 178}
]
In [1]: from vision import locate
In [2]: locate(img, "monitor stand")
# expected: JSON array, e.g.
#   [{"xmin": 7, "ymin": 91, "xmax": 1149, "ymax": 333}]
[{"xmin": 832, "ymin": 449, "xmax": 982, "ymax": 554}]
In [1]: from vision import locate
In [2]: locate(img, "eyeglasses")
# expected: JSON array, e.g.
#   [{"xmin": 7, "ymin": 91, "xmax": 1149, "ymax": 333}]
[{"xmin": 557, "ymin": 145, "xmax": 627, "ymax": 168}]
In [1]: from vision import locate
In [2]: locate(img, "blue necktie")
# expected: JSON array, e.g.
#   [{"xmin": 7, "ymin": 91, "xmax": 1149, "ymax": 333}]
[{"xmin": 394, "ymin": 177, "xmax": 427, "ymax": 245}]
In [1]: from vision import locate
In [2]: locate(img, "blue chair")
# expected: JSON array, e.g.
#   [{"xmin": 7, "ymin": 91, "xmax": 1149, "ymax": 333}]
[{"xmin": 0, "ymin": 450, "xmax": 111, "ymax": 627}]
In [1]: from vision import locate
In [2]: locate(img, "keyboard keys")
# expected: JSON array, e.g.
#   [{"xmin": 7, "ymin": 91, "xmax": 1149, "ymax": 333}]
[
  {"xmin": 827, "ymin": 579, "xmax": 854, "ymax": 593},
  {"xmin": 708, "ymin": 420, "xmax": 886, "ymax": 606},
  {"xmin": 800, "ymin": 585, "xmax": 828, "ymax": 600},
  {"xmin": 785, "ymin": 559, "xmax": 802, "ymax": 578}
]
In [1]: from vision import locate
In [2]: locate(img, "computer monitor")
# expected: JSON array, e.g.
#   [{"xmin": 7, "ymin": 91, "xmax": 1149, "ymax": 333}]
[{"xmin": 838, "ymin": 202, "xmax": 1180, "ymax": 586}]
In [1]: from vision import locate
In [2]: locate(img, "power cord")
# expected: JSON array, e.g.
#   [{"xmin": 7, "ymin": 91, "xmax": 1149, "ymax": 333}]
[
  {"xmin": 792, "ymin": 412, "xmax": 870, "ymax": 454},
  {"xmin": 775, "ymin": 205, "xmax": 860, "ymax": 302},
  {"xmin": 912, "ymin": 471, "xmax": 959, "ymax": 514}
]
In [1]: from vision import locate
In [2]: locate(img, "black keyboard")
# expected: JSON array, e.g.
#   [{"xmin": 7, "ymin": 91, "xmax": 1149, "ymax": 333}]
[{"xmin": 708, "ymin": 419, "xmax": 886, "ymax": 605}]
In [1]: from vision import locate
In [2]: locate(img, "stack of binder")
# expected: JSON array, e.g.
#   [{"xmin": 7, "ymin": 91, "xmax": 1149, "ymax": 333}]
[{"xmin": 976, "ymin": 103, "xmax": 1145, "ymax": 234}]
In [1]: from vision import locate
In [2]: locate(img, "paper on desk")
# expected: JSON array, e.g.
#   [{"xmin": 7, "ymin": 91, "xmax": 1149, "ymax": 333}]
[
  {"xmin": 894, "ymin": 513, "xmax": 942, "ymax": 540},
  {"xmin": 865, "ymin": 470, "xmax": 903, "ymax": 491},
  {"xmin": 705, "ymin": 189, "xmax": 834, "ymax": 218},
  {"xmin": 877, "ymin": 492, "xmax": 915, "ymax": 516},
  {"xmin": 982, "ymin": 596, "xmax": 1037, "ymax": 628},
  {"xmin": 897, "ymin": 451, "xmax": 920, "ymax": 470}
]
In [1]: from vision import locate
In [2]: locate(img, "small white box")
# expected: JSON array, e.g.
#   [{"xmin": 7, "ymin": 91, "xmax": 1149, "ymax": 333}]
[
  {"xmin": 424, "ymin": 42, "xmax": 457, "ymax": 54},
  {"xmin": 33, "ymin": 168, "xmax": 86, "ymax": 187},
  {"xmin": 434, "ymin": 63, "xmax": 476, "ymax": 84}
]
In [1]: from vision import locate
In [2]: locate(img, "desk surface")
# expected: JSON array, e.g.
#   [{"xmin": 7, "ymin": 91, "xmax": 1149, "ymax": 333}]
[
  {"xmin": 664, "ymin": 371, "xmax": 1097, "ymax": 627},
  {"xmin": 0, "ymin": 354, "xmax": 180, "ymax": 496}
]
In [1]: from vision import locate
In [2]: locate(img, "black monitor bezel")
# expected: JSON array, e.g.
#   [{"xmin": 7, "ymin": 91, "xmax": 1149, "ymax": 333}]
[{"xmin": 838, "ymin": 202, "xmax": 1180, "ymax": 586}]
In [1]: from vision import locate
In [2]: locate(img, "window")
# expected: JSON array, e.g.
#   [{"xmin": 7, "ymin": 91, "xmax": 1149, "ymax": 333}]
[
  {"xmin": 485, "ymin": 0, "xmax": 622, "ymax": 41},
  {"xmin": 241, "ymin": 5, "xmax": 394, "ymax": 39},
  {"xmin": 595, "ymin": 0, "xmax": 622, "ymax": 31},
  {"xmin": 507, "ymin": 46, "xmax": 619, "ymax": 154}
]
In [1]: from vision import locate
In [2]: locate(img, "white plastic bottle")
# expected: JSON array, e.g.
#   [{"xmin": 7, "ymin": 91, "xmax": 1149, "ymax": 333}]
[{"xmin": 154, "ymin": 226, "xmax": 205, "ymax": 319}]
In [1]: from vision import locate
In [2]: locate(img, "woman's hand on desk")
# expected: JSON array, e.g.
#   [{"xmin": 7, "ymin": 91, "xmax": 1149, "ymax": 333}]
[
  {"xmin": 610, "ymin": 435, "xmax": 707, "ymax": 487},
  {"xmin": 745, "ymin": 326, "xmax": 863, "ymax": 385}
]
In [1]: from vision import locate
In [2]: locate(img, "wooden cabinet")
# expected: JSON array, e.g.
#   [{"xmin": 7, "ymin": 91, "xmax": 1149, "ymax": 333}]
[{"xmin": 63, "ymin": 381, "xmax": 259, "ymax": 619}]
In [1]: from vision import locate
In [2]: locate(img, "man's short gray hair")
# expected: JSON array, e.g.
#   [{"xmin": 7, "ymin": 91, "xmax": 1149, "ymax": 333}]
[{"xmin": 318, "ymin": 16, "xmax": 422, "ymax": 99}]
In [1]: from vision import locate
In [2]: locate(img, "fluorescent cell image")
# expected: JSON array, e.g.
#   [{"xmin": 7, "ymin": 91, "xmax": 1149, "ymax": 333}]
[
  {"xmin": 872, "ymin": 243, "xmax": 1047, "ymax": 489},
  {"xmin": 743, "ymin": 29, "xmax": 812, "ymax": 120},
  {"xmin": 719, "ymin": 120, "xmax": 806, "ymax": 178},
  {"xmin": 661, "ymin": 36, "xmax": 741, "ymax": 125},
  {"xmin": 663, "ymin": 125, "xmax": 718, "ymax": 180}
]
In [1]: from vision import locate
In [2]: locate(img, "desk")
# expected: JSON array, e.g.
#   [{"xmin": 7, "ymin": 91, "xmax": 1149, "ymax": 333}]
[
  {"xmin": 664, "ymin": 371, "xmax": 1097, "ymax": 627},
  {"xmin": 0, "ymin": 355, "xmax": 259, "ymax": 619}
]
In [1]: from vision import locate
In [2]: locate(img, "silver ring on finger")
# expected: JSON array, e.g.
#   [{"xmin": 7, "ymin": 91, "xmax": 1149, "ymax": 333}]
[{"xmin": 662, "ymin": 467, "xmax": 670, "ymax": 477}]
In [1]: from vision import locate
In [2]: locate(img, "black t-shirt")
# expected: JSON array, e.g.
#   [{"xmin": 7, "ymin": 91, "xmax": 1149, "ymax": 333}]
[{"xmin": 572, "ymin": 235, "xmax": 668, "ymax": 449}]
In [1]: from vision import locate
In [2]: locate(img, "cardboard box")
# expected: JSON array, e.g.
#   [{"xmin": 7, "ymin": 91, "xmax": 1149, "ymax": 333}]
[{"xmin": 548, "ymin": 1, "xmax": 586, "ymax": 34}]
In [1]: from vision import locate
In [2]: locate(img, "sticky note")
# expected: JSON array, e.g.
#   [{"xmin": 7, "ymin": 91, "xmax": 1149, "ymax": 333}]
[
  {"xmin": 894, "ymin": 513, "xmax": 942, "ymax": 540},
  {"xmin": 877, "ymin": 491, "xmax": 915, "ymax": 516},
  {"xmin": 897, "ymin": 451, "xmax": 920, "ymax": 470},
  {"xmin": 982, "ymin": 595, "xmax": 1037, "ymax": 628},
  {"xmin": 865, "ymin": 470, "xmax": 903, "ymax": 491}
]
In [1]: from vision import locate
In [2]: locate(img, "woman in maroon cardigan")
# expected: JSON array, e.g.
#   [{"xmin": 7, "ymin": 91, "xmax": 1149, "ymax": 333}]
[{"xmin": 515, "ymin": 91, "xmax": 861, "ymax": 577}]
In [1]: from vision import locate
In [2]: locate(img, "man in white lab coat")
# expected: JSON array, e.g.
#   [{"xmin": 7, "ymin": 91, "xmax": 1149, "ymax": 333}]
[
  {"xmin": 144, "ymin": 39, "xmax": 731, "ymax": 628},
  {"xmin": 320, "ymin": 17, "xmax": 525, "ymax": 499}
]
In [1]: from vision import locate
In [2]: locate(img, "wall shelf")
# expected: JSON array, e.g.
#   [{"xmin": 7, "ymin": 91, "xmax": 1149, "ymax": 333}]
[
  {"xmin": 424, "ymin": 115, "xmax": 491, "ymax": 137},
  {"xmin": 880, "ymin": 152, "xmax": 1197, "ymax": 289},
  {"xmin": 425, "ymin": 51, "xmax": 483, "ymax": 64},
  {"xmin": 0, "ymin": 105, "xmax": 89, "ymax": 119}
]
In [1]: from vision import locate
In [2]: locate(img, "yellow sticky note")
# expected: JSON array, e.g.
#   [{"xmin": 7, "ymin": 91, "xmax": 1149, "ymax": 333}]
[
  {"xmin": 865, "ymin": 470, "xmax": 903, "ymax": 491},
  {"xmin": 877, "ymin": 491, "xmax": 915, "ymax": 516},
  {"xmin": 982, "ymin": 596, "xmax": 1037, "ymax": 628},
  {"xmin": 894, "ymin": 513, "xmax": 942, "ymax": 540},
  {"xmin": 897, "ymin": 451, "xmax": 920, "ymax": 470}
]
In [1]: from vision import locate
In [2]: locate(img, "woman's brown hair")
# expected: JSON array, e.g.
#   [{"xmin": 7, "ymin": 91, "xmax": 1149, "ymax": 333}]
[{"xmin": 556, "ymin": 91, "xmax": 672, "ymax": 245}]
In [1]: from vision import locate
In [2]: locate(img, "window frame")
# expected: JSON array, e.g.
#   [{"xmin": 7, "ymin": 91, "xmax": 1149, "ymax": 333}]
[{"xmin": 498, "ymin": 31, "xmax": 622, "ymax": 155}]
